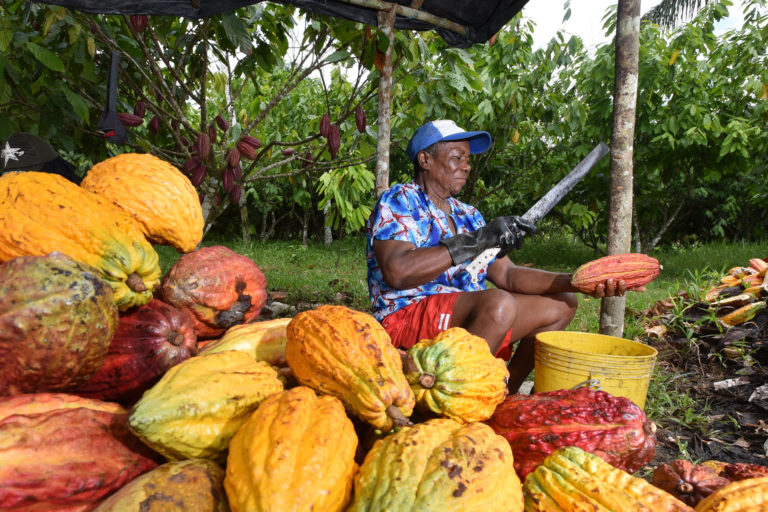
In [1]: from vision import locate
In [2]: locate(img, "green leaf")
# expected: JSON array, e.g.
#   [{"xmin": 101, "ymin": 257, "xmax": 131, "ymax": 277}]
[
  {"xmin": 0, "ymin": 30, "xmax": 12, "ymax": 52},
  {"xmin": 62, "ymin": 88, "xmax": 89, "ymax": 122},
  {"xmin": 221, "ymin": 13, "xmax": 251, "ymax": 51},
  {"xmin": 325, "ymin": 50, "xmax": 349, "ymax": 63},
  {"xmin": 26, "ymin": 42, "xmax": 65, "ymax": 72}
]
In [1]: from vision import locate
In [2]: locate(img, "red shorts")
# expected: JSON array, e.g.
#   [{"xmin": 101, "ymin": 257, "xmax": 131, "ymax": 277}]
[{"xmin": 380, "ymin": 292, "xmax": 515, "ymax": 360}]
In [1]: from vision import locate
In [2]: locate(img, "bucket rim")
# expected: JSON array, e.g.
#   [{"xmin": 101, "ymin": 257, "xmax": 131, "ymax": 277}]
[{"xmin": 535, "ymin": 331, "xmax": 658, "ymax": 358}]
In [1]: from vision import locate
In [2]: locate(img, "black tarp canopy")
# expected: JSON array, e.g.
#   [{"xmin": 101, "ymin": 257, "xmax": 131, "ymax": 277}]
[{"xmin": 33, "ymin": 0, "xmax": 530, "ymax": 48}]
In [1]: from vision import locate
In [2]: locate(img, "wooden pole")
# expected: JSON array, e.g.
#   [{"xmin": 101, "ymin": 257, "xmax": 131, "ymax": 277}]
[
  {"xmin": 375, "ymin": 6, "xmax": 396, "ymax": 197},
  {"xmin": 335, "ymin": 0, "xmax": 468, "ymax": 37},
  {"xmin": 600, "ymin": 0, "xmax": 641, "ymax": 337}
]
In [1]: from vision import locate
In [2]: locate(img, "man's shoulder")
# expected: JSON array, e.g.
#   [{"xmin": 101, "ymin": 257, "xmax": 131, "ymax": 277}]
[{"xmin": 378, "ymin": 182, "xmax": 420, "ymax": 204}]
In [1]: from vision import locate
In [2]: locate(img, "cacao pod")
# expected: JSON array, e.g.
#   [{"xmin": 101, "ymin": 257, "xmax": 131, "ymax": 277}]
[
  {"xmin": 196, "ymin": 132, "xmax": 211, "ymax": 160},
  {"xmin": 200, "ymin": 318, "xmax": 291, "ymax": 366},
  {"xmin": 719, "ymin": 462, "xmax": 768, "ymax": 480},
  {"xmin": 328, "ymin": 124, "xmax": 340, "ymax": 159},
  {"xmin": 172, "ymin": 119, "xmax": 180, "ymax": 131},
  {"xmin": 237, "ymin": 140, "xmax": 258, "ymax": 161},
  {"xmin": 129, "ymin": 14, "xmax": 148, "ymax": 33},
  {"xmin": 693, "ymin": 476, "xmax": 768, "ymax": 512},
  {"xmin": 230, "ymin": 184, "xmax": 242, "ymax": 205},
  {"xmin": 320, "ymin": 113, "xmax": 331, "ymax": 138},
  {"xmin": 487, "ymin": 387, "xmax": 657, "ymax": 479},
  {"xmin": 232, "ymin": 161, "xmax": 243, "ymax": 181},
  {"xmin": 355, "ymin": 105, "xmax": 366, "ymax": 133},
  {"xmin": 240, "ymin": 134, "xmax": 262, "ymax": 149},
  {"xmin": 208, "ymin": 123, "xmax": 217, "ymax": 144},
  {"xmin": 222, "ymin": 167, "xmax": 235, "ymax": 193},
  {"xmin": 570, "ymin": 253, "xmax": 661, "ymax": 294},
  {"xmin": 191, "ymin": 164, "xmax": 207, "ymax": 187},
  {"xmin": 180, "ymin": 135, "xmax": 190, "ymax": 147},
  {"xmin": 651, "ymin": 460, "xmax": 732, "ymax": 507},
  {"xmin": 133, "ymin": 100, "xmax": 146, "ymax": 118},
  {"xmin": 149, "ymin": 115, "xmax": 160, "ymax": 134},
  {"xmin": 229, "ymin": 147, "xmax": 241, "ymax": 167},
  {"xmin": 118, "ymin": 112, "xmax": 143, "ymax": 127},
  {"xmin": 301, "ymin": 151, "xmax": 313, "ymax": 168},
  {"xmin": 215, "ymin": 114, "xmax": 229, "ymax": 131},
  {"xmin": 523, "ymin": 446, "xmax": 693, "ymax": 512},
  {"xmin": 183, "ymin": 156, "xmax": 200, "ymax": 174},
  {"xmin": 282, "ymin": 147, "xmax": 296, "ymax": 156}
]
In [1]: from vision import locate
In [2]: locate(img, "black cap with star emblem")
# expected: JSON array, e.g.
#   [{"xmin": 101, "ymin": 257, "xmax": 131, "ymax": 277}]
[{"xmin": 1, "ymin": 133, "xmax": 82, "ymax": 184}]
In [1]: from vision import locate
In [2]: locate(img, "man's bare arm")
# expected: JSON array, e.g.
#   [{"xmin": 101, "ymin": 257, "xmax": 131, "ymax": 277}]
[{"xmin": 373, "ymin": 239, "xmax": 453, "ymax": 290}]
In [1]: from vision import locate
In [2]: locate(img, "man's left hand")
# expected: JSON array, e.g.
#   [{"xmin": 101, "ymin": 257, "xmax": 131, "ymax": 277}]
[{"xmin": 591, "ymin": 278, "xmax": 636, "ymax": 298}]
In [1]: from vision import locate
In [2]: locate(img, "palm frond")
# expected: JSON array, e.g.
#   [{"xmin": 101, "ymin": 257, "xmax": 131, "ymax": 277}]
[{"xmin": 642, "ymin": 0, "xmax": 718, "ymax": 28}]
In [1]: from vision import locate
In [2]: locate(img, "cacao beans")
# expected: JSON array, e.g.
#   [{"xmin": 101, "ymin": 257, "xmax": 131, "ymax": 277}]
[
  {"xmin": 149, "ymin": 116, "xmax": 160, "ymax": 135},
  {"xmin": 133, "ymin": 100, "xmax": 146, "ymax": 118},
  {"xmin": 320, "ymin": 113, "xmax": 331, "ymax": 138},
  {"xmin": 228, "ymin": 147, "xmax": 241, "ymax": 167},
  {"xmin": 570, "ymin": 253, "xmax": 660, "ymax": 294},
  {"xmin": 230, "ymin": 185, "xmax": 242, "ymax": 205},
  {"xmin": 130, "ymin": 15, "xmax": 148, "ymax": 33},
  {"xmin": 215, "ymin": 114, "xmax": 229, "ymax": 131},
  {"xmin": 196, "ymin": 132, "xmax": 211, "ymax": 160},
  {"xmin": 117, "ymin": 112, "xmax": 143, "ymax": 127},
  {"xmin": 222, "ymin": 167, "xmax": 235, "ymax": 193},
  {"xmin": 328, "ymin": 124, "xmax": 340, "ymax": 159},
  {"xmin": 355, "ymin": 105, "xmax": 366, "ymax": 133}
]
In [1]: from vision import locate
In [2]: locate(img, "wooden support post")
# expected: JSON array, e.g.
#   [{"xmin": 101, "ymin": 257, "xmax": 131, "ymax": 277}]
[{"xmin": 375, "ymin": 6, "xmax": 396, "ymax": 197}]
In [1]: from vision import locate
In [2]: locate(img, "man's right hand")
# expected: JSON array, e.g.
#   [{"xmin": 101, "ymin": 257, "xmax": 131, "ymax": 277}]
[{"xmin": 440, "ymin": 215, "xmax": 537, "ymax": 266}]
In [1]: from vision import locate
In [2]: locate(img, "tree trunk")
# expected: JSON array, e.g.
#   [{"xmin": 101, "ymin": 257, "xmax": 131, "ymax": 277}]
[
  {"xmin": 302, "ymin": 206, "xmax": 309, "ymax": 246},
  {"xmin": 600, "ymin": 0, "xmax": 640, "ymax": 337},
  {"xmin": 323, "ymin": 202, "xmax": 333, "ymax": 246},
  {"xmin": 240, "ymin": 200, "xmax": 250, "ymax": 244},
  {"xmin": 374, "ymin": 6, "xmax": 396, "ymax": 198}
]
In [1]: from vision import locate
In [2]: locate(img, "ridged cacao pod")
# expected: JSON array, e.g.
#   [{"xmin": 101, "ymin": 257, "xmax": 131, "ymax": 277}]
[
  {"xmin": 355, "ymin": 105, "xmax": 366, "ymax": 133},
  {"xmin": 128, "ymin": 351, "xmax": 284, "ymax": 461},
  {"xmin": 651, "ymin": 460, "xmax": 732, "ymax": 507},
  {"xmin": 348, "ymin": 419, "xmax": 523, "ymax": 512},
  {"xmin": 240, "ymin": 134, "xmax": 262, "ymax": 149},
  {"xmin": 0, "ymin": 253, "xmax": 118, "ymax": 396},
  {"xmin": 191, "ymin": 164, "xmax": 207, "ymax": 187},
  {"xmin": 487, "ymin": 387, "xmax": 657, "ymax": 479},
  {"xmin": 320, "ymin": 113, "xmax": 331, "ymax": 138},
  {"xmin": 73, "ymin": 298, "xmax": 198, "ymax": 405},
  {"xmin": 230, "ymin": 184, "xmax": 242, "ymax": 205},
  {"xmin": 149, "ymin": 115, "xmax": 160, "ymax": 134},
  {"xmin": 133, "ymin": 100, "xmax": 146, "ymax": 118},
  {"xmin": 285, "ymin": 305, "xmax": 415, "ymax": 431},
  {"xmin": 118, "ymin": 112, "xmax": 143, "ymax": 127},
  {"xmin": 208, "ymin": 123, "xmax": 217, "ymax": 144},
  {"xmin": 183, "ymin": 156, "xmax": 201, "ymax": 174},
  {"xmin": 129, "ymin": 14, "xmax": 148, "ymax": 33},
  {"xmin": 403, "ymin": 327, "xmax": 508, "ymax": 423},
  {"xmin": 215, "ymin": 114, "xmax": 229, "ymax": 131},
  {"xmin": 222, "ymin": 167, "xmax": 235, "ymax": 193},
  {"xmin": 159, "ymin": 245, "xmax": 268, "ymax": 339},
  {"xmin": 196, "ymin": 132, "xmax": 211, "ymax": 160},
  {"xmin": 179, "ymin": 135, "xmax": 190, "ymax": 147},
  {"xmin": 523, "ymin": 447, "xmax": 693, "ymax": 512},
  {"xmin": 237, "ymin": 140, "xmax": 258, "ymax": 161},
  {"xmin": 692, "ymin": 476, "xmax": 768, "ymax": 512},
  {"xmin": 225, "ymin": 387, "xmax": 358, "ymax": 512},
  {"xmin": 328, "ymin": 124, "xmax": 340, "ymax": 159},
  {"xmin": 94, "ymin": 459, "xmax": 227, "ymax": 512},
  {"xmin": 232, "ymin": 161, "xmax": 243, "ymax": 181},
  {"xmin": 570, "ymin": 253, "xmax": 661, "ymax": 294},
  {"xmin": 228, "ymin": 147, "xmax": 241, "ymax": 167},
  {"xmin": 0, "ymin": 393, "xmax": 158, "ymax": 510},
  {"xmin": 172, "ymin": 119, "xmax": 180, "ymax": 131},
  {"xmin": 200, "ymin": 318, "xmax": 291, "ymax": 367},
  {"xmin": 282, "ymin": 147, "xmax": 296, "ymax": 156}
]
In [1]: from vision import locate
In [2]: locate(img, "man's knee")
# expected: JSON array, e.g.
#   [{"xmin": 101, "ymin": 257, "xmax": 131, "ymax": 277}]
[{"xmin": 478, "ymin": 289, "xmax": 519, "ymax": 328}]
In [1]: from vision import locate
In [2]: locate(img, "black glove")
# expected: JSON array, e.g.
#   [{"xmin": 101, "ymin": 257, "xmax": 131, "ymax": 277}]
[{"xmin": 440, "ymin": 215, "xmax": 537, "ymax": 265}]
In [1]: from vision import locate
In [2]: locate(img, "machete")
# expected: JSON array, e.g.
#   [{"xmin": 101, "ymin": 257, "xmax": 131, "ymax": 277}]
[{"xmin": 464, "ymin": 141, "xmax": 610, "ymax": 283}]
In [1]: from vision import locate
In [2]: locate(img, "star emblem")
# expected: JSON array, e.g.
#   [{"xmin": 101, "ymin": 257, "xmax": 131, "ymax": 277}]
[{"xmin": 2, "ymin": 141, "xmax": 24, "ymax": 167}]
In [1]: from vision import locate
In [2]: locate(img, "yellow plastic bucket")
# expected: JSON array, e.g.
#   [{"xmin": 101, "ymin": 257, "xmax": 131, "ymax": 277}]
[{"xmin": 533, "ymin": 331, "xmax": 657, "ymax": 409}]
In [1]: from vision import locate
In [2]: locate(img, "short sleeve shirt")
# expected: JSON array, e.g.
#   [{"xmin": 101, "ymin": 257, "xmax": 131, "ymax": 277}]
[{"xmin": 366, "ymin": 182, "xmax": 491, "ymax": 321}]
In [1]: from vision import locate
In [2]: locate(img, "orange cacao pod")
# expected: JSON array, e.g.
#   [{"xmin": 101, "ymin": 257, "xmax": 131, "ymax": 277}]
[
  {"xmin": 328, "ymin": 124, "xmax": 340, "ymax": 159},
  {"xmin": 118, "ymin": 112, "xmax": 143, "ymax": 127},
  {"xmin": 571, "ymin": 253, "xmax": 660, "ymax": 294},
  {"xmin": 355, "ymin": 105, "xmax": 366, "ymax": 133},
  {"xmin": 320, "ymin": 113, "xmax": 331, "ymax": 138},
  {"xmin": 196, "ymin": 132, "xmax": 211, "ymax": 160}
]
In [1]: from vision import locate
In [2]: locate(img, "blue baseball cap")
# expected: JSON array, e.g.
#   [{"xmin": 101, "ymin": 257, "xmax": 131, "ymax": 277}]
[{"xmin": 406, "ymin": 120, "xmax": 492, "ymax": 162}]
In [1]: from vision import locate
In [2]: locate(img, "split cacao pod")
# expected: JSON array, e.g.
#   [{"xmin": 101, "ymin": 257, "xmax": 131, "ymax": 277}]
[
  {"xmin": 133, "ymin": 100, "xmax": 146, "ymax": 118},
  {"xmin": 487, "ymin": 387, "xmax": 657, "ymax": 479},
  {"xmin": 285, "ymin": 304, "xmax": 415, "ymax": 431},
  {"xmin": 523, "ymin": 446, "xmax": 693, "ymax": 512},
  {"xmin": 320, "ymin": 113, "xmax": 331, "ymax": 138},
  {"xmin": 149, "ymin": 115, "xmax": 159, "ymax": 134},
  {"xmin": 196, "ymin": 132, "xmax": 211, "ymax": 160},
  {"xmin": 0, "ymin": 253, "xmax": 118, "ymax": 396},
  {"xmin": 159, "ymin": 245, "xmax": 267, "ymax": 338},
  {"xmin": 652, "ymin": 460, "xmax": 732, "ymax": 507},
  {"xmin": 571, "ymin": 253, "xmax": 661, "ymax": 294},
  {"xmin": 117, "ymin": 112, "xmax": 143, "ymax": 127},
  {"xmin": 403, "ymin": 327, "xmax": 508, "ymax": 423},
  {"xmin": 129, "ymin": 14, "xmax": 148, "ymax": 33},
  {"xmin": 692, "ymin": 476, "xmax": 768, "ymax": 512},
  {"xmin": 200, "ymin": 317, "xmax": 291, "ymax": 366},
  {"xmin": 82, "ymin": 153, "xmax": 204, "ymax": 254},
  {"xmin": 225, "ymin": 387, "xmax": 358, "ymax": 512},
  {"xmin": 355, "ymin": 105, "xmax": 366, "ymax": 133},
  {"xmin": 128, "ymin": 351, "xmax": 284, "ymax": 461},
  {"xmin": 348, "ymin": 418, "xmax": 523, "ymax": 512},
  {"xmin": 328, "ymin": 123, "xmax": 340, "ymax": 159},
  {"xmin": 215, "ymin": 114, "xmax": 229, "ymax": 131}
]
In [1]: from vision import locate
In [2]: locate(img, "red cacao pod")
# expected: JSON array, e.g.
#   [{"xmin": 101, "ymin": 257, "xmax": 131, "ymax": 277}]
[
  {"xmin": 117, "ymin": 112, "xmax": 143, "ymax": 127},
  {"xmin": 570, "ymin": 253, "xmax": 660, "ymax": 294},
  {"xmin": 190, "ymin": 164, "xmax": 207, "ymax": 187},
  {"xmin": 240, "ymin": 134, "xmax": 262, "ymax": 149},
  {"xmin": 0, "ymin": 393, "xmax": 158, "ymax": 509},
  {"xmin": 133, "ymin": 100, "xmax": 146, "ymax": 118},
  {"xmin": 160, "ymin": 246, "xmax": 268, "ymax": 338},
  {"xmin": 179, "ymin": 135, "xmax": 190, "ymax": 147},
  {"xmin": 215, "ymin": 114, "xmax": 229, "ymax": 131},
  {"xmin": 281, "ymin": 147, "xmax": 296, "ymax": 156},
  {"xmin": 229, "ymin": 147, "xmax": 241, "ymax": 167},
  {"xmin": 149, "ymin": 116, "xmax": 160, "ymax": 135},
  {"xmin": 208, "ymin": 123, "xmax": 217, "ymax": 144},
  {"xmin": 487, "ymin": 387, "xmax": 657, "ymax": 480},
  {"xmin": 237, "ymin": 140, "xmax": 258, "ymax": 161},
  {"xmin": 328, "ymin": 124, "xmax": 340, "ymax": 159},
  {"xmin": 73, "ymin": 298, "xmax": 198, "ymax": 405},
  {"xmin": 320, "ymin": 113, "xmax": 331, "ymax": 138},
  {"xmin": 222, "ymin": 167, "xmax": 235, "ymax": 192},
  {"xmin": 721, "ymin": 462, "xmax": 768, "ymax": 480},
  {"xmin": 172, "ymin": 119, "xmax": 180, "ymax": 131},
  {"xmin": 183, "ymin": 156, "xmax": 200, "ymax": 174},
  {"xmin": 651, "ymin": 460, "xmax": 732, "ymax": 507},
  {"xmin": 130, "ymin": 14, "xmax": 148, "ymax": 33},
  {"xmin": 230, "ymin": 184, "xmax": 242, "ymax": 205},
  {"xmin": 232, "ymin": 161, "xmax": 243, "ymax": 181},
  {"xmin": 355, "ymin": 105, "xmax": 366, "ymax": 133},
  {"xmin": 301, "ymin": 151, "xmax": 313, "ymax": 169},
  {"xmin": 196, "ymin": 132, "xmax": 211, "ymax": 160}
]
